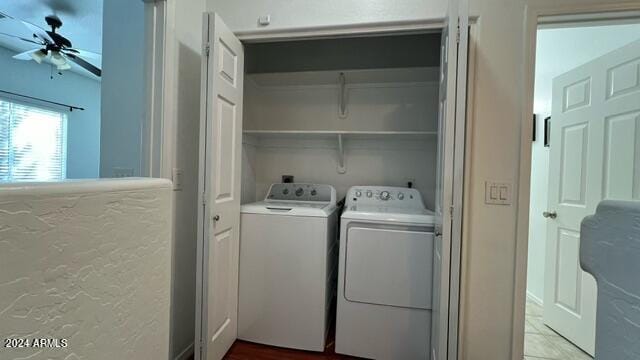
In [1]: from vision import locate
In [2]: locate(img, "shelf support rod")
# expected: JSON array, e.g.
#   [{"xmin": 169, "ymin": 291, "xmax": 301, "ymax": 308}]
[
  {"xmin": 338, "ymin": 72, "xmax": 347, "ymax": 119},
  {"xmin": 337, "ymin": 133, "xmax": 346, "ymax": 174}
]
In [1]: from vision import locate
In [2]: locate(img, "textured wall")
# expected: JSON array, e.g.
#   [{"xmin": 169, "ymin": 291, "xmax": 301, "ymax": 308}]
[{"xmin": 0, "ymin": 178, "xmax": 172, "ymax": 360}]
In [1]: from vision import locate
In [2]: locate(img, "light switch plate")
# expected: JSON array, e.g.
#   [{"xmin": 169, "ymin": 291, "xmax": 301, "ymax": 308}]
[
  {"xmin": 113, "ymin": 167, "xmax": 134, "ymax": 178},
  {"xmin": 258, "ymin": 15, "xmax": 271, "ymax": 26},
  {"xmin": 172, "ymin": 168, "xmax": 183, "ymax": 191},
  {"xmin": 485, "ymin": 181, "xmax": 512, "ymax": 205}
]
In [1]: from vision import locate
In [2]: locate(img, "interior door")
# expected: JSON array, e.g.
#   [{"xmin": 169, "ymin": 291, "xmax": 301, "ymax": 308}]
[
  {"xmin": 431, "ymin": 0, "xmax": 469, "ymax": 359},
  {"xmin": 544, "ymin": 38, "xmax": 640, "ymax": 356},
  {"xmin": 196, "ymin": 13, "xmax": 244, "ymax": 360}
]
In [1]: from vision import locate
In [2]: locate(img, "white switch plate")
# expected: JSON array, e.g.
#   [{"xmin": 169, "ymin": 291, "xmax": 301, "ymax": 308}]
[
  {"xmin": 258, "ymin": 15, "xmax": 271, "ymax": 26},
  {"xmin": 485, "ymin": 181, "xmax": 512, "ymax": 205},
  {"xmin": 172, "ymin": 168, "xmax": 183, "ymax": 191},
  {"xmin": 113, "ymin": 167, "xmax": 134, "ymax": 178}
]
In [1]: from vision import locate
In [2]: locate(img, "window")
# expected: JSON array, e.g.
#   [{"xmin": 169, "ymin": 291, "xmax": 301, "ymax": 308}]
[{"xmin": 0, "ymin": 99, "xmax": 67, "ymax": 182}]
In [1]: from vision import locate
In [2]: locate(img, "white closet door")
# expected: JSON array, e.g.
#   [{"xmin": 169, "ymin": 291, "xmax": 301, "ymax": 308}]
[
  {"xmin": 431, "ymin": 0, "xmax": 469, "ymax": 359},
  {"xmin": 196, "ymin": 13, "xmax": 245, "ymax": 360},
  {"xmin": 544, "ymin": 38, "xmax": 640, "ymax": 356}
]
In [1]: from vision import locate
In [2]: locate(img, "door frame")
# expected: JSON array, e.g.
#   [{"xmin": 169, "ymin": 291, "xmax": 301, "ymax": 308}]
[
  {"xmin": 513, "ymin": 2, "xmax": 640, "ymax": 359},
  {"xmin": 188, "ymin": 13, "xmax": 476, "ymax": 360}
]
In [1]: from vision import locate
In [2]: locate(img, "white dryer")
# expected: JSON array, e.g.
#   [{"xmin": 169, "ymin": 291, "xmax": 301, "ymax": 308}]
[
  {"xmin": 335, "ymin": 186, "xmax": 435, "ymax": 360},
  {"xmin": 238, "ymin": 183, "xmax": 339, "ymax": 352}
]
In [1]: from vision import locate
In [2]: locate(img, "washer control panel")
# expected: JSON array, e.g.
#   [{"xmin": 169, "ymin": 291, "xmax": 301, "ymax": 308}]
[
  {"xmin": 346, "ymin": 186, "xmax": 424, "ymax": 208},
  {"xmin": 266, "ymin": 183, "xmax": 335, "ymax": 203}
]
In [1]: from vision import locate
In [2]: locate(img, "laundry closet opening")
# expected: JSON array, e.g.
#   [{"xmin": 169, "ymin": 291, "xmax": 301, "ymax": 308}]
[
  {"xmin": 240, "ymin": 32, "xmax": 443, "ymax": 206},
  {"xmin": 196, "ymin": 19, "xmax": 458, "ymax": 360}
]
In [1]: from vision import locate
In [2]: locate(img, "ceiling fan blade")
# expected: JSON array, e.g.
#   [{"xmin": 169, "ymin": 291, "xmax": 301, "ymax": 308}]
[
  {"xmin": 0, "ymin": 11, "xmax": 54, "ymax": 44},
  {"xmin": 64, "ymin": 48, "xmax": 101, "ymax": 60},
  {"xmin": 12, "ymin": 49, "xmax": 40, "ymax": 61},
  {"xmin": 0, "ymin": 31, "xmax": 44, "ymax": 45},
  {"xmin": 64, "ymin": 53, "xmax": 102, "ymax": 77}
]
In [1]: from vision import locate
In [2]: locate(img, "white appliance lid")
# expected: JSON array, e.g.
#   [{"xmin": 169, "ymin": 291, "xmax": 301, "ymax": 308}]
[
  {"xmin": 341, "ymin": 186, "xmax": 435, "ymax": 224},
  {"xmin": 342, "ymin": 206, "xmax": 435, "ymax": 224},
  {"xmin": 241, "ymin": 183, "xmax": 337, "ymax": 217}
]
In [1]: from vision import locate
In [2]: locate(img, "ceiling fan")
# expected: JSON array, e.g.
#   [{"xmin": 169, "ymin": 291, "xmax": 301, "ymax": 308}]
[{"xmin": 0, "ymin": 12, "xmax": 101, "ymax": 77}]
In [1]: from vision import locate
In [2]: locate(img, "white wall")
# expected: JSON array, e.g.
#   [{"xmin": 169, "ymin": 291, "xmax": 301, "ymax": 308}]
[
  {"xmin": 166, "ymin": 0, "xmax": 207, "ymax": 358},
  {"xmin": 242, "ymin": 68, "xmax": 440, "ymax": 207},
  {"xmin": 211, "ymin": 0, "xmax": 446, "ymax": 34},
  {"xmin": 0, "ymin": 178, "xmax": 172, "ymax": 360},
  {"xmin": 245, "ymin": 137, "xmax": 437, "ymax": 207},
  {"xmin": 0, "ymin": 46, "xmax": 101, "ymax": 179},
  {"xmin": 526, "ymin": 23, "xmax": 640, "ymax": 303},
  {"xmin": 100, "ymin": 0, "xmax": 146, "ymax": 178}
]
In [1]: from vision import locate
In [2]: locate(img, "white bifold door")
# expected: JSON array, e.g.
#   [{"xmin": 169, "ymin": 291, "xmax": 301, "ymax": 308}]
[
  {"xmin": 195, "ymin": 9, "xmax": 469, "ymax": 360},
  {"xmin": 544, "ymin": 38, "xmax": 640, "ymax": 356},
  {"xmin": 195, "ymin": 13, "xmax": 244, "ymax": 360},
  {"xmin": 432, "ymin": 0, "xmax": 469, "ymax": 359}
]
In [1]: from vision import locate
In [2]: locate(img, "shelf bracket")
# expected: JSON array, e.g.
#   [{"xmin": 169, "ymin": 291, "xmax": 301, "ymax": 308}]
[
  {"xmin": 336, "ymin": 134, "xmax": 346, "ymax": 174},
  {"xmin": 338, "ymin": 72, "xmax": 347, "ymax": 119}
]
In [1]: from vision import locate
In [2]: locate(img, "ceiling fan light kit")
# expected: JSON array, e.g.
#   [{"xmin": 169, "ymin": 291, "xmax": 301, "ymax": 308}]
[
  {"xmin": 0, "ymin": 12, "xmax": 102, "ymax": 77},
  {"xmin": 29, "ymin": 49, "xmax": 46, "ymax": 63}
]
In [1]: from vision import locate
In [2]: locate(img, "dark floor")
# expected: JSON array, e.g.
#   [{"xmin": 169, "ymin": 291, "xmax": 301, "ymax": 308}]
[
  {"xmin": 223, "ymin": 339, "xmax": 362, "ymax": 360},
  {"xmin": 186, "ymin": 339, "xmax": 361, "ymax": 360}
]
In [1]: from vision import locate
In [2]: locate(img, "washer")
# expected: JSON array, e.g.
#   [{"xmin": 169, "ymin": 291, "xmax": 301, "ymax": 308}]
[
  {"xmin": 335, "ymin": 186, "xmax": 435, "ymax": 360},
  {"xmin": 238, "ymin": 183, "xmax": 339, "ymax": 351}
]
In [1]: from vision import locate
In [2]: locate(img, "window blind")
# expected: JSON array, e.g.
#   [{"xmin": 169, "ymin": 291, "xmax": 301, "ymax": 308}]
[{"xmin": 0, "ymin": 99, "xmax": 67, "ymax": 182}]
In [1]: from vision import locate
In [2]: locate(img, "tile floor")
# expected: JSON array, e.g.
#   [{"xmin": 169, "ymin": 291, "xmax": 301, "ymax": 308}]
[{"xmin": 524, "ymin": 298, "xmax": 593, "ymax": 360}]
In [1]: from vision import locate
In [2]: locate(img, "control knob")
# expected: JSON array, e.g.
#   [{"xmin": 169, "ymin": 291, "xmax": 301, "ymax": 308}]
[
  {"xmin": 380, "ymin": 191, "xmax": 391, "ymax": 201},
  {"xmin": 355, "ymin": 190, "xmax": 362, "ymax": 197},
  {"xmin": 366, "ymin": 190, "xmax": 373, "ymax": 198},
  {"xmin": 398, "ymin": 192, "xmax": 405, "ymax": 200},
  {"xmin": 295, "ymin": 187, "xmax": 304, "ymax": 196}
]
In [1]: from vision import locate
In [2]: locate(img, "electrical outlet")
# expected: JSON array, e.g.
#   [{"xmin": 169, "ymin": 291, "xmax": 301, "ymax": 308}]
[
  {"xmin": 282, "ymin": 175, "xmax": 294, "ymax": 183},
  {"xmin": 485, "ymin": 181, "xmax": 512, "ymax": 205},
  {"xmin": 113, "ymin": 167, "xmax": 134, "ymax": 178}
]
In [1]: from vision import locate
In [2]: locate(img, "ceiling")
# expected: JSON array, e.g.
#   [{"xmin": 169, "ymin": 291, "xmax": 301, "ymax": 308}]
[{"xmin": 0, "ymin": 0, "xmax": 103, "ymax": 77}]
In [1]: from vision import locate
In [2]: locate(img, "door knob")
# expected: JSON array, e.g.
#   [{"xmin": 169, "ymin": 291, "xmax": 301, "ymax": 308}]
[
  {"xmin": 213, "ymin": 215, "xmax": 220, "ymax": 221},
  {"xmin": 543, "ymin": 211, "xmax": 557, "ymax": 219}
]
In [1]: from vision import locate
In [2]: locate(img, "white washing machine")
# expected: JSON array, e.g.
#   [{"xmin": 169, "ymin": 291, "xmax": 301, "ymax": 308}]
[
  {"xmin": 335, "ymin": 186, "xmax": 435, "ymax": 360},
  {"xmin": 238, "ymin": 183, "xmax": 339, "ymax": 351}
]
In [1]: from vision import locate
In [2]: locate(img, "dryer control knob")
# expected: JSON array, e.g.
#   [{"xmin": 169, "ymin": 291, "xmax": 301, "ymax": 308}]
[
  {"xmin": 282, "ymin": 188, "xmax": 289, "ymax": 195},
  {"xmin": 366, "ymin": 190, "xmax": 373, "ymax": 198},
  {"xmin": 355, "ymin": 190, "xmax": 362, "ymax": 197},
  {"xmin": 398, "ymin": 192, "xmax": 405, "ymax": 200},
  {"xmin": 380, "ymin": 191, "xmax": 390, "ymax": 201},
  {"xmin": 311, "ymin": 189, "xmax": 317, "ymax": 196},
  {"xmin": 295, "ymin": 187, "xmax": 304, "ymax": 196}
]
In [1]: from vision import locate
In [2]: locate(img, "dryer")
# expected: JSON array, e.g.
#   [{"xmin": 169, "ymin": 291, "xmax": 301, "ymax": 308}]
[
  {"xmin": 238, "ymin": 183, "xmax": 339, "ymax": 351},
  {"xmin": 335, "ymin": 186, "xmax": 435, "ymax": 360}
]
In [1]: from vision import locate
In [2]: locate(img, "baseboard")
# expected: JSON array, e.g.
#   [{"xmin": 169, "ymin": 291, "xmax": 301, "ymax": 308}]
[
  {"xmin": 526, "ymin": 291, "xmax": 544, "ymax": 306},
  {"xmin": 174, "ymin": 342, "xmax": 194, "ymax": 360}
]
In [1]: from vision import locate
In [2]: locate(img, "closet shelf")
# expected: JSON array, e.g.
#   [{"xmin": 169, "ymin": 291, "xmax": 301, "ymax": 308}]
[
  {"xmin": 243, "ymin": 130, "xmax": 437, "ymax": 139},
  {"xmin": 243, "ymin": 130, "xmax": 437, "ymax": 174}
]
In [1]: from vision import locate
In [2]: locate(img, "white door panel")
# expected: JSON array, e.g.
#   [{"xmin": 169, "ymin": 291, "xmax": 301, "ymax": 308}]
[
  {"xmin": 197, "ymin": 13, "xmax": 244, "ymax": 360},
  {"xmin": 432, "ymin": 0, "xmax": 468, "ymax": 358},
  {"xmin": 544, "ymin": 38, "xmax": 640, "ymax": 356}
]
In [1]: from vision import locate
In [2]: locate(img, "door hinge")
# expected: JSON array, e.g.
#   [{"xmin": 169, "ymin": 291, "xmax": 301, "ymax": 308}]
[
  {"xmin": 456, "ymin": 24, "xmax": 460, "ymax": 44},
  {"xmin": 204, "ymin": 43, "xmax": 211, "ymax": 57},
  {"xmin": 449, "ymin": 205, "xmax": 455, "ymax": 217},
  {"xmin": 201, "ymin": 192, "xmax": 207, "ymax": 206}
]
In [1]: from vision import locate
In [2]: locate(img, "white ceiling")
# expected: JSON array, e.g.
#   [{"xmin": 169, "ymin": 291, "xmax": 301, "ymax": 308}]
[
  {"xmin": 0, "ymin": 0, "xmax": 103, "ymax": 76},
  {"xmin": 534, "ymin": 22, "xmax": 640, "ymax": 115}
]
